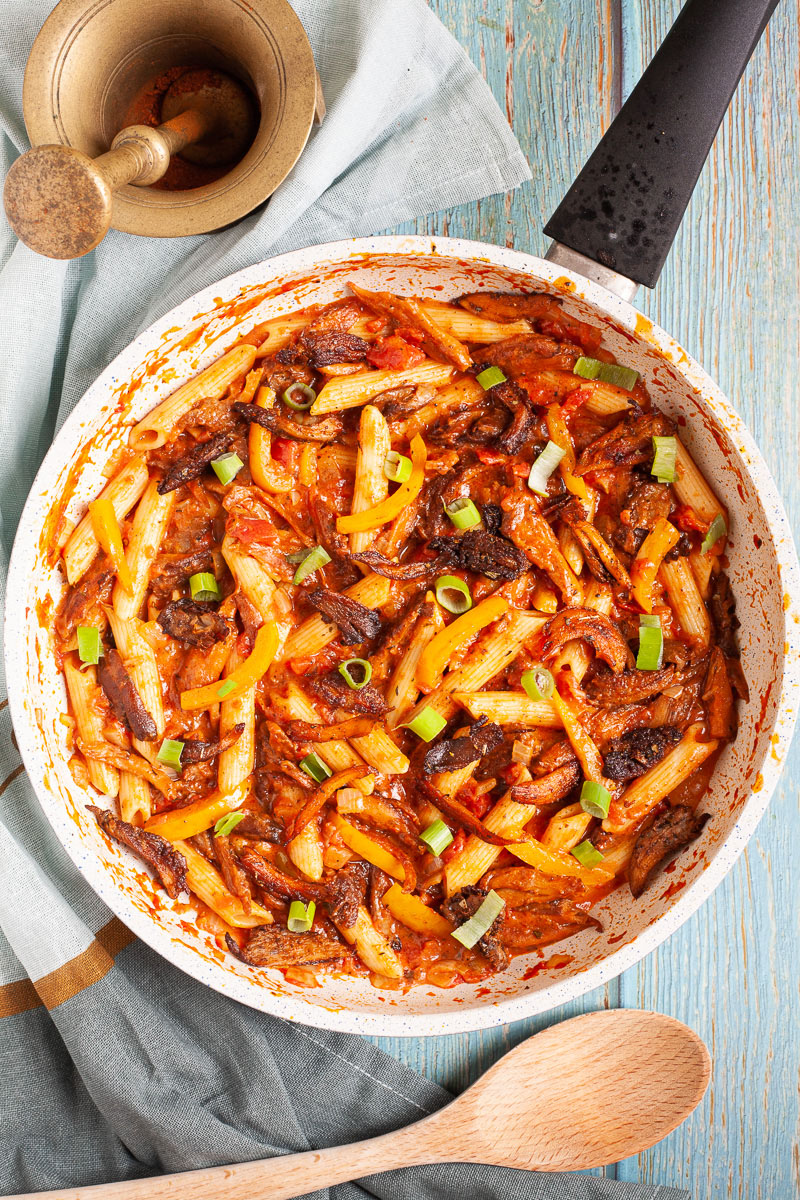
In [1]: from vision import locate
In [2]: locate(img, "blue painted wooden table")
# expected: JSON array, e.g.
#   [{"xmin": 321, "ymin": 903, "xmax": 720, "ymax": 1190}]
[{"xmin": 375, "ymin": 2, "xmax": 800, "ymax": 1195}]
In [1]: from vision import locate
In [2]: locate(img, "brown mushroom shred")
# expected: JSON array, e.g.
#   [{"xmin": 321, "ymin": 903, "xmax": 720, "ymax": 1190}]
[{"xmin": 628, "ymin": 805, "xmax": 710, "ymax": 897}]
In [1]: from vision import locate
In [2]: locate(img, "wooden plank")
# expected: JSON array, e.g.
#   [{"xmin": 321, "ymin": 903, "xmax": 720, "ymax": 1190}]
[
  {"xmin": 375, "ymin": 0, "xmax": 800, "ymax": 1196},
  {"xmin": 617, "ymin": 2, "xmax": 800, "ymax": 1196}
]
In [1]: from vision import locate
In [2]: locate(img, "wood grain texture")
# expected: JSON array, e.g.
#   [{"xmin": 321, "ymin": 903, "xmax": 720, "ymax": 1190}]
[{"xmin": 376, "ymin": 1, "xmax": 800, "ymax": 1195}]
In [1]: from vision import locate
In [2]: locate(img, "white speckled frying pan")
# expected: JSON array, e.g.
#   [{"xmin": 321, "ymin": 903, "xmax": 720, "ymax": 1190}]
[{"xmin": 5, "ymin": 0, "xmax": 798, "ymax": 1035}]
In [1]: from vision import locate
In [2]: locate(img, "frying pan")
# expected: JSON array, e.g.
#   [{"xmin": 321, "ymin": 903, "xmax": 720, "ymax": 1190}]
[{"xmin": 5, "ymin": 0, "xmax": 799, "ymax": 1035}]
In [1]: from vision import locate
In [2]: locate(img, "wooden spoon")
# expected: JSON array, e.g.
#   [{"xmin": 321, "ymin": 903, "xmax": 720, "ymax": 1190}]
[{"xmin": 8, "ymin": 1010, "xmax": 709, "ymax": 1200}]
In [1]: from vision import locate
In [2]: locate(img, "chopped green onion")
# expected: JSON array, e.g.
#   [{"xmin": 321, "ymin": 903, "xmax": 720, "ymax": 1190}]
[
  {"xmin": 189, "ymin": 572, "xmax": 221, "ymax": 602},
  {"xmin": 157, "ymin": 739, "xmax": 184, "ymax": 772},
  {"xmin": 384, "ymin": 451, "xmax": 413, "ymax": 484},
  {"xmin": 580, "ymin": 780, "xmax": 612, "ymax": 820},
  {"xmin": 282, "ymin": 382, "xmax": 316, "ymax": 411},
  {"xmin": 451, "ymin": 890, "xmax": 505, "ymax": 948},
  {"xmin": 527, "ymin": 440, "xmax": 565, "ymax": 496},
  {"xmin": 435, "ymin": 575, "xmax": 473, "ymax": 615},
  {"xmin": 443, "ymin": 496, "xmax": 481, "ymax": 530},
  {"xmin": 214, "ymin": 811, "xmax": 246, "ymax": 837},
  {"xmin": 521, "ymin": 667, "xmax": 555, "ymax": 701},
  {"xmin": 571, "ymin": 839, "xmax": 605, "ymax": 868},
  {"xmin": 651, "ymin": 436, "xmax": 677, "ymax": 484},
  {"xmin": 701, "ymin": 513, "xmax": 728, "ymax": 555},
  {"xmin": 287, "ymin": 900, "xmax": 316, "ymax": 933},
  {"xmin": 419, "ymin": 819, "xmax": 454, "ymax": 856},
  {"xmin": 300, "ymin": 753, "xmax": 333, "ymax": 784},
  {"xmin": 216, "ymin": 679, "xmax": 237, "ymax": 699},
  {"xmin": 636, "ymin": 615, "xmax": 664, "ymax": 670},
  {"xmin": 338, "ymin": 658, "xmax": 372, "ymax": 689},
  {"xmin": 211, "ymin": 452, "xmax": 244, "ymax": 486},
  {"xmin": 404, "ymin": 706, "xmax": 447, "ymax": 742},
  {"xmin": 292, "ymin": 544, "xmax": 331, "ymax": 585},
  {"xmin": 476, "ymin": 366, "xmax": 508, "ymax": 390},
  {"xmin": 77, "ymin": 625, "xmax": 102, "ymax": 666},
  {"xmin": 574, "ymin": 356, "xmax": 639, "ymax": 391}
]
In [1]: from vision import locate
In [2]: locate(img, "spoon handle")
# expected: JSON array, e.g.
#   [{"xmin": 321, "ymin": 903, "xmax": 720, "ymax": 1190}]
[{"xmin": 5, "ymin": 1120, "xmax": 443, "ymax": 1200}]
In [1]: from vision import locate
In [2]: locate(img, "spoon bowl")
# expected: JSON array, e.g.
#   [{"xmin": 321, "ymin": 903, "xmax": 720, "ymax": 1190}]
[{"xmin": 9, "ymin": 1010, "xmax": 710, "ymax": 1199}]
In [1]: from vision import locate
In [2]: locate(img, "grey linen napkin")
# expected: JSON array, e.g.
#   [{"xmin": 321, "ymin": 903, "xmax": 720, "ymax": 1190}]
[{"xmin": 0, "ymin": 1, "xmax": 687, "ymax": 1197}]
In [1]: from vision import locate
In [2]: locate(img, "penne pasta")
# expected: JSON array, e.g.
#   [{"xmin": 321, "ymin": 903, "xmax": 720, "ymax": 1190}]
[
  {"xmin": 129, "ymin": 343, "xmax": 257, "ymax": 450},
  {"xmin": 288, "ymin": 822, "xmax": 324, "ymax": 882},
  {"xmin": 281, "ymin": 573, "xmax": 391, "ymax": 661},
  {"xmin": 63, "ymin": 457, "xmax": 149, "ymax": 585},
  {"xmin": 57, "ymin": 286, "xmax": 740, "ymax": 989},
  {"xmin": 337, "ymin": 906, "xmax": 404, "ymax": 978},
  {"xmin": 217, "ymin": 646, "xmax": 256, "ymax": 795},
  {"xmin": 659, "ymin": 556, "xmax": 712, "ymax": 647},
  {"xmin": 453, "ymin": 691, "xmax": 561, "ymax": 727},
  {"xmin": 420, "ymin": 300, "xmax": 530, "ymax": 342},
  {"xmin": 311, "ymin": 363, "xmax": 454, "ymax": 415},
  {"xmin": 112, "ymin": 480, "xmax": 174, "ymax": 620},
  {"xmin": 177, "ymin": 840, "xmax": 272, "ymax": 927},
  {"xmin": 222, "ymin": 535, "xmax": 277, "ymax": 621},
  {"xmin": 349, "ymin": 726, "xmax": 409, "ymax": 776},
  {"xmin": 349, "ymin": 405, "xmax": 391, "ymax": 554},
  {"xmin": 105, "ymin": 610, "xmax": 165, "ymax": 759},
  {"xmin": 64, "ymin": 660, "xmax": 119, "ymax": 798},
  {"xmin": 604, "ymin": 725, "xmax": 719, "ymax": 834},
  {"xmin": 674, "ymin": 439, "xmax": 725, "ymax": 525}
]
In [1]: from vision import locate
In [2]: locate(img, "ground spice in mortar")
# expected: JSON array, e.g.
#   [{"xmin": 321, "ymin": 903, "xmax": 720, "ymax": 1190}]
[{"xmin": 120, "ymin": 66, "xmax": 238, "ymax": 191}]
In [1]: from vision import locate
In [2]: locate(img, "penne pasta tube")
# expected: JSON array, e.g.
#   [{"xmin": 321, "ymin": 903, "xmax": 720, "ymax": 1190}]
[
  {"xmin": 217, "ymin": 646, "xmax": 256, "ymax": 795},
  {"xmin": 254, "ymin": 312, "xmax": 310, "ymax": 355},
  {"xmin": 673, "ymin": 440, "xmax": 725, "ymax": 526},
  {"xmin": 349, "ymin": 727, "xmax": 409, "ymax": 776},
  {"xmin": 311, "ymin": 363, "xmax": 453, "ymax": 415},
  {"xmin": 551, "ymin": 691, "xmax": 607, "ymax": 785},
  {"xmin": 222, "ymin": 535, "xmax": 277, "ymax": 621},
  {"xmin": 385, "ymin": 593, "xmax": 444, "ymax": 729},
  {"xmin": 177, "ymin": 840, "xmax": 272, "ymax": 927},
  {"xmin": 689, "ymin": 547, "xmax": 715, "ymax": 600},
  {"xmin": 540, "ymin": 802, "xmax": 593, "ymax": 852},
  {"xmin": 63, "ymin": 457, "xmax": 149, "ymax": 585},
  {"xmin": 105, "ymin": 610, "xmax": 165, "ymax": 758},
  {"xmin": 444, "ymin": 780, "xmax": 538, "ymax": 896},
  {"xmin": 420, "ymin": 300, "xmax": 530, "ymax": 343},
  {"xmin": 119, "ymin": 773, "xmax": 152, "ymax": 826},
  {"xmin": 453, "ymin": 691, "xmax": 561, "ymax": 727},
  {"xmin": 273, "ymin": 682, "xmax": 373, "ymax": 793},
  {"xmin": 288, "ymin": 822, "xmax": 324, "ymax": 882},
  {"xmin": 349, "ymin": 405, "xmax": 391, "ymax": 554},
  {"xmin": 410, "ymin": 610, "xmax": 547, "ymax": 724},
  {"xmin": 281, "ymin": 574, "xmax": 391, "ymax": 661},
  {"xmin": 64, "ymin": 660, "xmax": 119, "ymax": 798},
  {"xmin": 129, "ymin": 343, "xmax": 257, "ymax": 450},
  {"xmin": 337, "ymin": 906, "xmax": 404, "ymax": 978},
  {"xmin": 604, "ymin": 725, "xmax": 719, "ymax": 834},
  {"xmin": 112, "ymin": 481, "xmax": 174, "ymax": 620},
  {"xmin": 508, "ymin": 837, "xmax": 614, "ymax": 886},
  {"xmin": 659, "ymin": 556, "xmax": 712, "ymax": 647}
]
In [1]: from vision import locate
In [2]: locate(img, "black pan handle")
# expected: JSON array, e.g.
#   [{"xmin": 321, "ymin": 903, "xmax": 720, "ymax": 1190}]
[{"xmin": 544, "ymin": 0, "xmax": 780, "ymax": 289}]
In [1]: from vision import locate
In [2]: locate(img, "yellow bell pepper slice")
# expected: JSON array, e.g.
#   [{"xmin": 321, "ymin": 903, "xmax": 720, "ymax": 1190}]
[
  {"xmin": 384, "ymin": 882, "xmax": 453, "ymax": 937},
  {"xmin": 546, "ymin": 404, "xmax": 588, "ymax": 501},
  {"xmin": 630, "ymin": 517, "xmax": 680, "ymax": 612},
  {"xmin": 145, "ymin": 782, "xmax": 248, "ymax": 842},
  {"xmin": 416, "ymin": 595, "xmax": 509, "ymax": 692},
  {"xmin": 89, "ymin": 497, "xmax": 133, "ymax": 593},
  {"xmin": 337, "ymin": 434, "xmax": 426, "ymax": 533},
  {"xmin": 333, "ymin": 814, "xmax": 405, "ymax": 880},
  {"xmin": 509, "ymin": 837, "xmax": 614, "ymax": 886},
  {"xmin": 249, "ymin": 385, "xmax": 293, "ymax": 494},
  {"xmin": 180, "ymin": 621, "xmax": 279, "ymax": 711}
]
